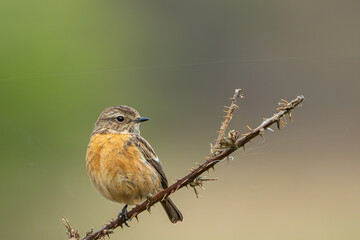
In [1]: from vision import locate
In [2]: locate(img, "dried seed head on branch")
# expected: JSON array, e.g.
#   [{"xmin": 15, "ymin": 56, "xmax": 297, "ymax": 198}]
[{"xmin": 64, "ymin": 90, "xmax": 304, "ymax": 240}]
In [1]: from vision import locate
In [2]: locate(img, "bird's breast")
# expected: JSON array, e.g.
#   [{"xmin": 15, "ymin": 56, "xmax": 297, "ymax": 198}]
[{"xmin": 86, "ymin": 133, "xmax": 162, "ymax": 204}]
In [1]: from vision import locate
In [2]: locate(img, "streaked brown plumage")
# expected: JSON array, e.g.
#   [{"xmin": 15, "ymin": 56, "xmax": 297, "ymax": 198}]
[{"xmin": 86, "ymin": 105, "xmax": 183, "ymax": 223}]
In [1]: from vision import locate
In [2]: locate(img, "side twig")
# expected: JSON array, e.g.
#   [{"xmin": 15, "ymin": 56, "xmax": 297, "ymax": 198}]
[
  {"xmin": 213, "ymin": 88, "xmax": 244, "ymax": 152},
  {"xmin": 62, "ymin": 217, "xmax": 80, "ymax": 240},
  {"xmin": 65, "ymin": 92, "xmax": 304, "ymax": 240}
]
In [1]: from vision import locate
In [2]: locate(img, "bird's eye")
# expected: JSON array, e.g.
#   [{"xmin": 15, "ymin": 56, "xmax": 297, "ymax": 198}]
[{"xmin": 116, "ymin": 116, "xmax": 125, "ymax": 122}]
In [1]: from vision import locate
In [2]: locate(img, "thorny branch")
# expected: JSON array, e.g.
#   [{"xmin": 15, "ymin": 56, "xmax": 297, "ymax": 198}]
[
  {"xmin": 212, "ymin": 88, "xmax": 244, "ymax": 152},
  {"xmin": 62, "ymin": 217, "xmax": 80, "ymax": 240},
  {"xmin": 64, "ymin": 90, "xmax": 304, "ymax": 240}
]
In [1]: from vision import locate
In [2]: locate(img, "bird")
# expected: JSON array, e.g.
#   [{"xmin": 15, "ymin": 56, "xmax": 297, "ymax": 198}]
[{"xmin": 86, "ymin": 105, "xmax": 183, "ymax": 224}]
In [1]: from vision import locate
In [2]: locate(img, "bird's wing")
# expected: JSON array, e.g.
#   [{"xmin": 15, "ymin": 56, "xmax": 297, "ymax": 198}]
[{"xmin": 134, "ymin": 135, "xmax": 168, "ymax": 188}]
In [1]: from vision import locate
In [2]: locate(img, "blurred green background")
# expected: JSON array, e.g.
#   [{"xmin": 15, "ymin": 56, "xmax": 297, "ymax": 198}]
[{"xmin": 1, "ymin": 1, "xmax": 359, "ymax": 239}]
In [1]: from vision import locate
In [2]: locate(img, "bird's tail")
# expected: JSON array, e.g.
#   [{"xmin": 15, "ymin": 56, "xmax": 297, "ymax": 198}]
[{"xmin": 160, "ymin": 197, "xmax": 183, "ymax": 223}]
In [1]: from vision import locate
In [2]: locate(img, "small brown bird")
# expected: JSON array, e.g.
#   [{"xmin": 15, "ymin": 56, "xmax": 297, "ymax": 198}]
[{"xmin": 86, "ymin": 105, "xmax": 183, "ymax": 224}]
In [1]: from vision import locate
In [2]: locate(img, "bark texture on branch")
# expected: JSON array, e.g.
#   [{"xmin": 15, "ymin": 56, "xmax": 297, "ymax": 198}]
[{"xmin": 64, "ymin": 91, "xmax": 304, "ymax": 240}]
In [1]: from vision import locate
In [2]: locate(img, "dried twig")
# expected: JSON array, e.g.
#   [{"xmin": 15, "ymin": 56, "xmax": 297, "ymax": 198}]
[
  {"xmin": 65, "ymin": 91, "xmax": 304, "ymax": 240},
  {"xmin": 62, "ymin": 217, "xmax": 80, "ymax": 240},
  {"xmin": 189, "ymin": 176, "xmax": 218, "ymax": 198},
  {"xmin": 213, "ymin": 88, "xmax": 244, "ymax": 152}
]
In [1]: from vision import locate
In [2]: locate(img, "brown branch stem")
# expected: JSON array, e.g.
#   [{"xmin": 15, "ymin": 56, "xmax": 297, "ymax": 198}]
[{"xmin": 79, "ymin": 94, "xmax": 304, "ymax": 240}]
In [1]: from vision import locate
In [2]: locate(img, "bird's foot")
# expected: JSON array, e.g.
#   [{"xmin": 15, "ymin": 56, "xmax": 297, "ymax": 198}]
[{"xmin": 117, "ymin": 204, "xmax": 130, "ymax": 227}]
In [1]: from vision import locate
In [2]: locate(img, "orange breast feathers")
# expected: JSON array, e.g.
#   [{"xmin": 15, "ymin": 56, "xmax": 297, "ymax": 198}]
[{"xmin": 86, "ymin": 133, "xmax": 162, "ymax": 204}]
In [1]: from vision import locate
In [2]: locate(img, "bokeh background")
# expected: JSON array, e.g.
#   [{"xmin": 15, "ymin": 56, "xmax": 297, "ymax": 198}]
[{"xmin": 1, "ymin": 1, "xmax": 359, "ymax": 240}]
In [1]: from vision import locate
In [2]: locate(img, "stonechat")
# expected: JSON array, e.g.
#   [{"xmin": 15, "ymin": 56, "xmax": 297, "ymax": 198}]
[{"xmin": 86, "ymin": 105, "xmax": 183, "ymax": 224}]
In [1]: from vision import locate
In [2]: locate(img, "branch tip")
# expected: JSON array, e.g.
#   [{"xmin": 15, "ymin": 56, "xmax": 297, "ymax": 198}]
[{"xmin": 62, "ymin": 217, "xmax": 80, "ymax": 240}]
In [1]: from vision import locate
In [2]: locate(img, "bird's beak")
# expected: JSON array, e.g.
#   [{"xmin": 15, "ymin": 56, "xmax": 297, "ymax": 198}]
[{"xmin": 134, "ymin": 117, "xmax": 150, "ymax": 123}]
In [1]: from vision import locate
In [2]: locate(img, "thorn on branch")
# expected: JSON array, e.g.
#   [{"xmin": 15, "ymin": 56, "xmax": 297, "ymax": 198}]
[
  {"xmin": 85, "ymin": 229, "xmax": 94, "ymax": 238},
  {"xmin": 259, "ymin": 128, "xmax": 265, "ymax": 138},
  {"xmin": 288, "ymin": 112, "xmax": 293, "ymax": 122},
  {"xmin": 279, "ymin": 119, "xmax": 286, "ymax": 128},
  {"xmin": 188, "ymin": 167, "xmax": 196, "ymax": 173},
  {"xmin": 281, "ymin": 99, "xmax": 289, "ymax": 104},
  {"xmin": 267, "ymin": 127, "xmax": 274, "ymax": 132},
  {"xmin": 189, "ymin": 177, "xmax": 218, "ymax": 198},
  {"xmin": 195, "ymin": 162, "xmax": 202, "ymax": 167},
  {"xmin": 161, "ymin": 193, "xmax": 168, "ymax": 202},
  {"xmin": 102, "ymin": 229, "xmax": 113, "ymax": 238}
]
